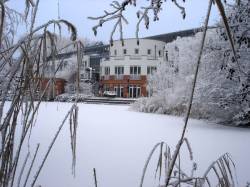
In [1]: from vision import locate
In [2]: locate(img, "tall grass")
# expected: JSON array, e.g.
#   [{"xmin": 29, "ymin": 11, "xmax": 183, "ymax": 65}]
[{"xmin": 0, "ymin": 1, "xmax": 83, "ymax": 186}]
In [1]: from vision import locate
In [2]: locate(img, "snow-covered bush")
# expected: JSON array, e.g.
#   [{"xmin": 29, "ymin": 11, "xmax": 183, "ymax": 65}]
[
  {"xmin": 65, "ymin": 81, "xmax": 93, "ymax": 94},
  {"xmin": 55, "ymin": 93, "xmax": 93, "ymax": 102}
]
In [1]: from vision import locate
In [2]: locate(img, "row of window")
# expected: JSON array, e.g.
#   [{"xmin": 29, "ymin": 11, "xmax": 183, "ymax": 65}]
[
  {"xmin": 113, "ymin": 48, "xmax": 163, "ymax": 57},
  {"xmin": 103, "ymin": 66, "xmax": 156, "ymax": 75}
]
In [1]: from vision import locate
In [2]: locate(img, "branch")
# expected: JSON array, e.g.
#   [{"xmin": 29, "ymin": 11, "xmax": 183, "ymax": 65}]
[{"xmin": 89, "ymin": 0, "xmax": 186, "ymax": 44}]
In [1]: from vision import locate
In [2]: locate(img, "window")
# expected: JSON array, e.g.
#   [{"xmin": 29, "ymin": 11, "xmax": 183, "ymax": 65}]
[
  {"xmin": 147, "ymin": 66, "xmax": 157, "ymax": 75},
  {"xmin": 123, "ymin": 49, "xmax": 127, "ymax": 55},
  {"xmin": 129, "ymin": 85, "xmax": 141, "ymax": 98},
  {"xmin": 115, "ymin": 66, "xmax": 124, "ymax": 75},
  {"xmin": 115, "ymin": 66, "xmax": 124, "ymax": 80},
  {"xmin": 130, "ymin": 66, "xmax": 141, "ymax": 75},
  {"xmin": 135, "ymin": 48, "xmax": 139, "ymax": 54},
  {"xmin": 114, "ymin": 50, "xmax": 117, "ymax": 56},
  {"xmin": 147, "ymin": 49, "xmax": 151, "ymax": 55},
  {"xmin": 80, "ymin": 61, "xmax": 87, "ymax": 69},
  {"xmin": 159, "ymin": 50, "xmax": 162, "ymax": 57},
  {"xmin": 114, "ymin": 86, "xmax": 124, "ymax": 97},
  {"xmin": 104, "ymin": 67, "xmax": 110, "ymax": 75},
  {"xmin": 165, "ymin": 51, "xmax": 168, "ymax": 61}
]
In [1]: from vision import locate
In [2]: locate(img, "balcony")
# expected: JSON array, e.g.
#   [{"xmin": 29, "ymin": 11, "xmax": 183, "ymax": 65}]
[
  {"xmin": 115, "ymin": 74, "xmax": 124, "ymax": 80},
  {"xmin": 130, "ymin": 56, "xmax": 142, "ymax": 60},
  {"xmin": 147, "ymin": 56, "xmax": 158, "ymax": 60},
  {"xmin": 130, "ymin": 74, "xmax": 141, "ymax": 80},
  {"xmin": 114, "ymin": 56, "xmax": 125, "ymax": 60},
  {"xmin": 103, "ymin": 75, "xmax": 110, "ymax": 80}
]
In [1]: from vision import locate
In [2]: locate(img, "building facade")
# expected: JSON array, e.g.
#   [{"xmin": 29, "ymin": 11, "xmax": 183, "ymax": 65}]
[
  {"xmin": 100, "ymin": 39, "xmax": 167, "ymax": 98},
  {"xmin": 42, "ymin": 28, "xmax": 201, "ymax": 99},
  {"xmin": 45, "ymin": 43, "xmax": 110, "ymax": 96}
]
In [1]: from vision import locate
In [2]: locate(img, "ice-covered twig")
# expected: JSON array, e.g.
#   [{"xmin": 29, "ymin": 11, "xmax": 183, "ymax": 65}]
[{"xmin": 89, "ymin": 0, "xmax": 186, "ymax": 44}]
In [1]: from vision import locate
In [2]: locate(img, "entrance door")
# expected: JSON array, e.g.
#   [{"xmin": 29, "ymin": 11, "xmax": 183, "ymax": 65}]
[
  {"xmin": 115, "ymin": 86, "xmax": 124, "ymax": 97},
  {"xmin": 129, "ymin": 85, "xmax": 141, "ymax": 98}
]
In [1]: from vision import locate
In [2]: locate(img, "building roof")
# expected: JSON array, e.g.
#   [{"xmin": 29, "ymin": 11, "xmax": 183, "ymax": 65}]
[
  {"xmin": 145, "ymin": 27, "xmax": 217, "ymax": 43},
  {"xmin": 47, "ymin": 43, "xmax": 110, "ymax": 61},
  {"xmin": 48, "ymin": 27, "xmax": 216, "ymax": 61},
  {"xmin": 145, "ymin": 27, "xmax": 202, "ymax": 43}
]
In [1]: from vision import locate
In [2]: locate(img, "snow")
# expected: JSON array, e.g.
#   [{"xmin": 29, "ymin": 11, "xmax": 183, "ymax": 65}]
[{"xmin": 7, "ymin": 102, "xmax": 250, "ymax": 187}]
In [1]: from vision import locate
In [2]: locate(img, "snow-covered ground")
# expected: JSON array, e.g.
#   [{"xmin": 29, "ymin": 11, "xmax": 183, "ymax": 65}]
[{"xmin": 8, "ymin": 102, "xmax": 250, "ymax": 187}]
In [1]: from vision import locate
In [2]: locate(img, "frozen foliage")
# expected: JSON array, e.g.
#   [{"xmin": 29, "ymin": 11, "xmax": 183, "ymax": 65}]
[
  {"xmin": 56, "ymin": 82, "xmax": 94, "ymax": 102},
  {"xmin": 55, "ymin": 93, "xmax": 92, "ymax": 102},
  {"xmin": 132, "ymin": 32, "xmax": 207, "ymax": 117},
  {"xmin": 215, "ymin": 0, "xmax": 250, "ymax": 125},
  {"xmin": 65, "ymin": 82, "xmax": 93, "ymax": 94},
  {"xmin": 89, "ymin": 0, "xmax": 186, "ymax": 45},
  {"xmin": 133, "ymin": 0, "xmax": 250, "ymax": 126}
]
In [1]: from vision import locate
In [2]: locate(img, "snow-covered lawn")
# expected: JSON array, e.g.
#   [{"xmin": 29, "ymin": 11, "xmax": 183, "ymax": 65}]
[{"xmin": 9, "ymin": 102, "xmax": 250, "ymax": 187}]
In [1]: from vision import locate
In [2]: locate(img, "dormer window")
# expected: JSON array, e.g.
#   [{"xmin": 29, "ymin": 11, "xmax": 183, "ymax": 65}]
[
  {"xmin": 165, "ymin": 51, "xmax": 168, "ymax": 61},
  {"xmin": 147, "ymin": 49, "xmax": 151, "ymax": 55},
  {"xmin": 135, "ymin": 48, "xmax": 139, "ymax": 54},
  {"xmin": 123, "ymin": 49, "xmax": 127, "ymax": 55}
]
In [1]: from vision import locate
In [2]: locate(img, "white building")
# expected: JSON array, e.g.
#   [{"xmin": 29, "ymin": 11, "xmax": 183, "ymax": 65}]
[{"xmin": 100, "ymin": 38, "xmax": 167, "ymax": 98}]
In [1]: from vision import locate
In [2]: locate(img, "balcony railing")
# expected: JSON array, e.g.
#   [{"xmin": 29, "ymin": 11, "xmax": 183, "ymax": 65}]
[
  {"xmin": 114, "ymin": 56, "xmax": 125, "ymax": 60},
  {"xmin": 130, "ymin": 56, "xmax": 141, "ymax": 60},
  {"xmin": 115, "ymin": 74, "xmax": 124, "ymax": 80},
  {"xmin": 104, "ymin": 55, "xmax": 163, "ymax": 61},
  {"xmin": 130, "ymin": 74, "xmax": 141, "ymax": 80},
  {"xmin": 147, "ymin": 56, "xmax": 157, "ymax": 60}
]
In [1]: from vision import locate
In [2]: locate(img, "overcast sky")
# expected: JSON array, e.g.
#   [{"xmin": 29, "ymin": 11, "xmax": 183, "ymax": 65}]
[{"xmin": 9, "ymin": 0, "xmax": 222, "ymax": 43}]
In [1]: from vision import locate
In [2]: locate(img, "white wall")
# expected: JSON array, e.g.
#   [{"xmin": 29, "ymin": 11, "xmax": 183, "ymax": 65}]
[{"xmin": 101, "ymin": 39, "xmax": 167, "ymax": 76}]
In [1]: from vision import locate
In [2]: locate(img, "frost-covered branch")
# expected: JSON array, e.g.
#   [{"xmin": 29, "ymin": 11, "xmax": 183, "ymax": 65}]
[{"xmin": 89, "ymin": 0, "xmax": 186, "ymax": 44}]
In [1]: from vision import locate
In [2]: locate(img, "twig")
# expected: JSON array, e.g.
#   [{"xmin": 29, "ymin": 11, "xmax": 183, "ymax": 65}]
[
  {"xmin": 165, "ymin": 0, "xmax": 213, "ymax": 185},
  {"xmin": 93, "ymin": 168, "xmax": 98, "ymax": 187},
  {"xmin": 23, "ymin": 144, "xmax": 40, "ymax": 187},
  {"xmin": 17, "ymin": 152, "xmax": 30, "ymax": 187},
  {"xmin": 31, "ymin": 104, "xmax": 77, "ymax": 187}
]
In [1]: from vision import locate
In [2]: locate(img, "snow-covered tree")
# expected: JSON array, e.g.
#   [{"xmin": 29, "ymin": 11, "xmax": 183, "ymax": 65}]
[
  {"xmin": 196, "ymin": 0, "xmax": 250, "ymax": 125},
  {"xmin": 215, "ymin": 0, "xmax": 250, "ymax": 125},
  {"xmin": 134, "ymin": 0, "xmax": 250, "ymax": 126},
  {"xmin": 140, "ymin": 33, "xmax": 203, "ymax": 116}
]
